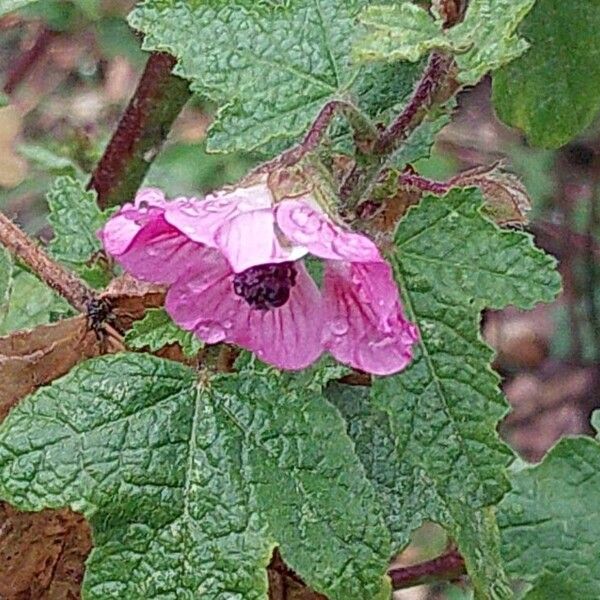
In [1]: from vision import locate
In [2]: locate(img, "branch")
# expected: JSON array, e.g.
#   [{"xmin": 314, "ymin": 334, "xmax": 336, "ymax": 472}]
[
  {"xmin": 398, "ymin": 171, "xmax": 452, "ymax": 194},
  {"xmin": 3, "ymin": 26, "xmax": 57, "ymax": 95},
  {"xmin": 388, "ymin": 548, "xmax": 466, "ymax": 590},
  {"xmin": 0, "ymin": 211, "xmax": 94, "ymax": 312},
  {"xmin": 247, "ymin": 100, "xmax": 377, "ymax": 181},
  {"xmin": 374, "ymin": 52, "xmax": 457, "ymax": 155},
  {"xmin": 89, "ymin": 52, "xmax": 192, "ymax": 209}
]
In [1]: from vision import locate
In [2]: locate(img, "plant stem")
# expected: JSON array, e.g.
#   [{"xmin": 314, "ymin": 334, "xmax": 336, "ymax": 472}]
[
  {"xmin": 0, "ymin": 211, "xmax": 94, "ymax": 312},
  {"xmin": 340, "ymin": 53, "xmax": 458, "ymax": 205},
  {"xmin": 374, "ymin": 53, "xmax": 456, "ymax": 155},
  {"xmin": 3, "ymin": 26, "xmax": 57, "ymax": 95},
  {"xmin": 398, "ymin": 171, "xmax": 452, "ymax": 194},
  {"xmin": 89, "ymin": 52, "xmax": 192, "ymax": 209},
  {"xmin": 248, "ymin": 100, "xmax": 377, "ymax": 180},
  {"xmin": 388, "ymin": 548, "xmax": 466, "ymax": 590}
]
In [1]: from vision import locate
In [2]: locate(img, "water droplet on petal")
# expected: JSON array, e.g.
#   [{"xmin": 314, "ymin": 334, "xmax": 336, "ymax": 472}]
[
  {"xmin": 330, "ymin": 318, "xmax": 349, "ymax": 336},
  {"xmin": 223, "ymin": 319, "xmax": 233, "ymax": 329}
]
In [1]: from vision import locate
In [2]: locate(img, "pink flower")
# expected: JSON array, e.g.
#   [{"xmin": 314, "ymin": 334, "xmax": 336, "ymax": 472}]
[{"xmin": 99, "ymin": 183, "xmax": 418, "ymax": 374}]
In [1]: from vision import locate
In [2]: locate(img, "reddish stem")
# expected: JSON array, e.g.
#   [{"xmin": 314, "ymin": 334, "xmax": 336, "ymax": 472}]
[
  {"xmin": 374, "ymin": 53, "xmax": 456, "ymax": 155},
  {"xmin": 3, "ymin": 26, "xmax": 56, "ymax": 95},
  {"xmin": 388, "ymin": 548, "xmax": 466, "ymax": 590},
  {"xmin": 89, "ymin": 51, "xmax": 191, "ymax": 208},
  {"xmin": 398, "ymin": 172, "xmax": 452, "ymax": 194}
]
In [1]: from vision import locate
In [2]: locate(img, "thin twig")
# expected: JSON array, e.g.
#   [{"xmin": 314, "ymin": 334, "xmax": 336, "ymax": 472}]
[
  {"xmin": 0, "ymin": 211, "xmax": 94, "ymax": 312},
  {"xmin": 340, "ymin": 53, "xmax": 458, "ymax": 203},
  {"xmin": 3, "ymin": 26, "xmax": 56, "ymax": 95},
  {"xmin": 89, "ymin": 51, "xmax": 192, "ymax": 209},
  {"xmin": 398, "ymin": 171, "xmax": 452, "ymax": 194},
  {"xmin": 374, "ymin": 53, "xmax": 456, "ymax": 155},
  {"xmin": 388, "ymin": 548, "xmax": 466, "ymax": 590},
  {"xmin": 247, "ymin": 100, "xmax": 378, "ymax": 182}
]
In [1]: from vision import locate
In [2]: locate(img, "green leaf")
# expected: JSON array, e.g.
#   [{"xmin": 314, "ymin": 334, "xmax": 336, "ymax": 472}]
[
  {"xmin": 46, "ymin": 176, "xmax": 104, "ymax": 265},
  {"xmin": 45, "ymin": 176, "xmax": 111, "ymax": 287},
  {"xmin": 0, "ymin": 353, "xmax": 392, "ymax": 600},
  {"xmin": 0, "ymin": 246, "xmax": 13, "ymax": 324},
  {"xmin": 20, "ymin": 144, "xmax": 85, "ymax": 179},
  {"xmin": 125, "ymin": 308, "xmax": 203, "ymax": 357},
  {"xmin": 493, "ymin": 0, "xmax": 600, "ymax": 148},
  {"xmin": 129, "ymin": 0, "xmax": 421, "ymax": 154},
  {"xmin": 355, "ymin": 0, "xmax": 535, "ymax": 84},
  {"xmin": 0, "ymin": 0, "xmax": 37, "ymax": 17},
  {"xmin": 327, "ymin": 384, "xmax": 511, "ymax": 600},
  {"xmin": 329, "ymin": 188, "xmax": 560, "ymax": 599},
  {"xmin": 498, "ymin": 437, "xmax": 600, "ymax": 599},
  {"xmin": 0, "ymin": 264, "xmax": 73, "ymax": 336}
]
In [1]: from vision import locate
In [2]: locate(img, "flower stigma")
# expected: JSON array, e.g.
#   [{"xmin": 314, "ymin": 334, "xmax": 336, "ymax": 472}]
[{"xmin": 233, "ymin": 262, "xmax": 298, "ymax": 310}]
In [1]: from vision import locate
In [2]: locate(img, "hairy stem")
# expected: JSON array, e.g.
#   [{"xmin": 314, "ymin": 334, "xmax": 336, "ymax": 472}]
[
  {"xmin": 0, "ymin": 211, "xmax": 94, "ymax": 312},
  {"xmin": 389, "ymin": 548, "xmax": 466, "ymax": 590},
  {"xmin": 340, "ymin": 53, "xmax": 458, "ymax": 205},
  {"xmin": 89, "ymin": 52, "xmax": 191, "ymax": 209},
  {"xmin": 374, "ymin": 53, "xmax": 456, "ymax": 155},
  {"xmin": 398, "ymin": 171, "xmax": 452, "ymax": 194},
  {"xmin": 248, "ymin": 100, "xmax": 377, "ymax": 181}
]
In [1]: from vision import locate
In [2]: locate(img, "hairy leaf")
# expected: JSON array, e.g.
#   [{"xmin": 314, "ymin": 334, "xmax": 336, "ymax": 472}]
[
  {"xmin": 327, "ymin": 384, "xmax": 511, "ymax": 600},
  {"xmin": 330, "ymin": 188, "xmax": 560, "ymax": 599},
  {"xmin": 46, "ymin": 176, "xmax": 106, "ymax": 267},
  {"xmin": 0, "ymin": 353, "xmax": 391, "ymax": 600},
  {"xmin": 125, "ymin": 308, "xmax": 202, "ymax": 357},
  {"xmin": 355, "ymin": 0, "xmax": 534, "ymax": 84},
  {"xmin": 499, "ymin": 437, "xmax": 600, "ymax": 599},
  {"xmin": 0, "ymin": 264, "xmax": 72, "ymax": 336},
  {"xmin": 493, "ymin": 0, "xmax": 600, "ymax": 148},
  {"xmin": 129, "ymin": 0, "xmax": 421, "ymax": 154}
]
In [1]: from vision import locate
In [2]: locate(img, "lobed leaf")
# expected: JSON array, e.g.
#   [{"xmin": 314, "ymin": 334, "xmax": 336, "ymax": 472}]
[
  {"xmin": 0, "ymin": 353, "xmax": 392, "ymax": 600},
  {"xmin": 0, "ymin": 263, "xmax": 72, "ymax": 336},
  {"xmin": 330, "ymin": 188, "xmax": 560, "ymax": 599},
  {"xmin": 129, "ymin": 0, "xmax": 423, "ymax": 155},
  {"xmin": 125, "ymin": 308, "xmax": 203, "ymax": 357},
  {"xmin": 498, "ymin": 437, "xmax": 600, "ymax": 599},
  {"xmin": 354, "ymin": 0, "xmax": 535, "ymax": 85},
  {"xmin": 493, "ymin": 0, "xmax": 600, "ymax": 148},
  {"xmin": 46, "ymin": 177, "xmax": 106, "ymax": 266}
]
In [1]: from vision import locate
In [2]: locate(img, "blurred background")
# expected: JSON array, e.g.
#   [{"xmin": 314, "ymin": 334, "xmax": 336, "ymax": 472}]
[{"xmin": 1, "ymin": 1, "xmax": 598, "ymax": 599}]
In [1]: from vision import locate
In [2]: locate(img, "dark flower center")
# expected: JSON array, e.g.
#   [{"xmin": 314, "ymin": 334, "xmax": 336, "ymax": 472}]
[{"xmin": 233, "ymin": 262, "xmax": 298, "ymax": 311}]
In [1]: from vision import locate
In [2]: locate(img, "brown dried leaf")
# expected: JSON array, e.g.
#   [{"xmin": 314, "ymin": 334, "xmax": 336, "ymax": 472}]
[
  {"xmin": 0, "ymin": 503, "xmax": 91, "ymax": 600},
  {"xmin": 452, "ymin": 165, "xmax": 531, "ymax": 225},
  {"xmin": 0, "ymin": 316, "xmax": 109, "ymax": 421}
]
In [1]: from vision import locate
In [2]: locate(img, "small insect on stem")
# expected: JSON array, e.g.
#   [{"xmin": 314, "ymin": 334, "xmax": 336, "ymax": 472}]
[{"xmin": 85, "ymin": 297, "xmax": 116, "ymax": 341}]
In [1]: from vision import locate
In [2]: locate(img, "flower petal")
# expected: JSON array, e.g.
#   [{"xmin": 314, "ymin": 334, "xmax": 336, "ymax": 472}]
[
  {"xmin": 99, "ymin": 189, "xmax": 208, "ymax": 284},
  {"xmin": 166, "ymin": 258, "xmax": 324, "ymax": 369},
  {"xmin": 165, "ymin": 183, "xmax": 306, "ymax": 272},
  {"xmin": 215, "ymin": 208, "xmax": 307, "ymax": 273},
  {"xmin": 275, "ymin": 198, "xmax": 381, "ymax": 262},
  {"xmin": 322, "ymin": 261, "xmax": 419, "ymax": 375}
]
